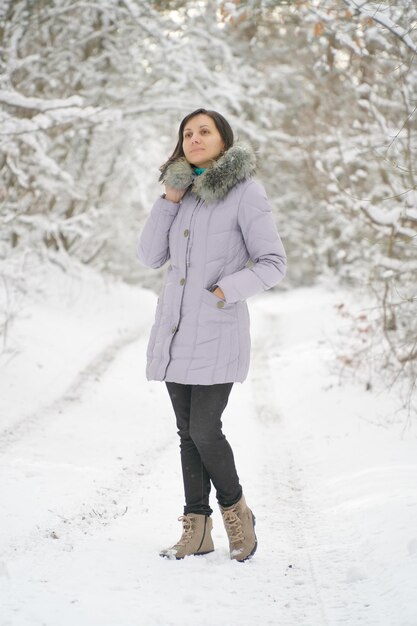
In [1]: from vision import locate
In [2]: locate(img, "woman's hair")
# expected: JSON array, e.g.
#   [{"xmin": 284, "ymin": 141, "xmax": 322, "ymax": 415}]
[{"xmin": 159, "ymin": 108, "xmax": 234, "ymax": 179}]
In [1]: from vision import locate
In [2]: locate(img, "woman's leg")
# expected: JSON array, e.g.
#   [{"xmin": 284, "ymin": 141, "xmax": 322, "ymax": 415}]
[
  {"xmin": 165, "ymin": 381, "xmax": 253, "ymax": 562},
  {"xmin": 165, "ymin": 382, "xmax": 212, "ymax": 516},
  {"xmin": 189, "ymin": 383, "xmax": 242, "ymax": 509}
]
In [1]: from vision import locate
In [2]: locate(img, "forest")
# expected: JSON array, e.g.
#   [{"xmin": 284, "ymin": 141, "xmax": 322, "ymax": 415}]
[{"xmin": 1, "ymin": 0, "xmax": 416, "ymax": 411}]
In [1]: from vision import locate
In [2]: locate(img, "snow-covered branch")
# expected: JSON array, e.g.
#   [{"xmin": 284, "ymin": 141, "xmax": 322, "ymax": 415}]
[
  {"xmin": 0, "ymin": 90, "xmax": 83, "ymax": 112},
  {"xmin": 342, "ymin": 0, "xmax": 417, "ymax": 55}
]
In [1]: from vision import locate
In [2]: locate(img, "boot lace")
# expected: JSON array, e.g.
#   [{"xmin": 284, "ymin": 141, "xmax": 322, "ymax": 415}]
[
  {"xmin": 176, "ymin": 515, "xmax": 194, "ymax": 547},
  {"xmin": 222, "ymin": 509, "xmax": 244, "ymax": 544}
]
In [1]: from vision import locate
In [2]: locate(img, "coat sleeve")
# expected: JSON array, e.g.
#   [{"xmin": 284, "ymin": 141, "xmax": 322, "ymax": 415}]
[
  {"xmin": 136, "ymin": 196, "xmax": 180, "ymax": 269},
  {"xmin": 216, "ymin": 181, "xmax": 287, "ymax": 303}
]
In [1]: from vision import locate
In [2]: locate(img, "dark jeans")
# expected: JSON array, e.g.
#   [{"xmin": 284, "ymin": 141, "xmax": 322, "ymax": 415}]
[{"xmin": 165, "ymin": 382, "xmax": 243, "ymax": 516}]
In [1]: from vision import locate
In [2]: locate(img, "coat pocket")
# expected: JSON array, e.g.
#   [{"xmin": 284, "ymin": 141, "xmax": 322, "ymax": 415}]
[
  {"xmin": 202, "ymin": 288, "xmax": 234, "ymax": 309},
  {"xmin": 200, "ymin": 289, "xmax": 237, "ymax": 329}
]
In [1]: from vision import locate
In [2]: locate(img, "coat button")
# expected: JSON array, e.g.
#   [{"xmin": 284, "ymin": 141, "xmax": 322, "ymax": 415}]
[
  {"xmin": 217, "ymin": 301, "xmax": 225, "ymax": 309},
  {"xmin": 183, "ymin": 229, "xmax": 189, "ymax": 237},
  {"xmin": 171, "ymin": 325, "xmax": 177, "ymax": 333},
  {"xmin": 180, "ymin": 278, "xmax": 186, "ymax": 285}
]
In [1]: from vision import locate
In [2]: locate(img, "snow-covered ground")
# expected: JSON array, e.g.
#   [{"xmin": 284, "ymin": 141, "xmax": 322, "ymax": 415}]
[{"xmin": 1, "ymin": 265, "xmax": 416, "ymax": 626}]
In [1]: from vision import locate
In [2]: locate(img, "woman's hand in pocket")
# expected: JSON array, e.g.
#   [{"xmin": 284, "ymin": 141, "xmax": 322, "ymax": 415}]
[{"xmin": 213, "ymin": 286, "xmax": 225, "ymax": 301}]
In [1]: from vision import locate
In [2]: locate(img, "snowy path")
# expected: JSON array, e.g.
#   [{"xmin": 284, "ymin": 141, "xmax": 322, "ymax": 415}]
[
  {"xmin": 1, "ymin": 279, "xmax": 417, "ymax": 626},
  {"xmin": 0, "ymin": 327, "xmax": 143, "ymax": 453}
]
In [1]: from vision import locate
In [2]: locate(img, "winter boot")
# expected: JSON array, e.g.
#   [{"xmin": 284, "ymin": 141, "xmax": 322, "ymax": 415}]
[
  {"xmin": 159, "ymin": 514, "xmax": 214, "ymax": 559},
  {"xmin": 220, "ymin": 495, "xmax": 257, "ymax": 562}
]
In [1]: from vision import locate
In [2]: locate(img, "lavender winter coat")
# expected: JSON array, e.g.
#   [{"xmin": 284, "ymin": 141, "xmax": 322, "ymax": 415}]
[{"xmin": 137, "ymin": 143, "xmax": 286, "ymax": 385}]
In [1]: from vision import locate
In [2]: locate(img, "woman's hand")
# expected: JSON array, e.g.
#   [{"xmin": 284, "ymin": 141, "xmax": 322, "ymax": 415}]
[
  {"xmin": 164, "ymin": 186, "xmax": 186, "ymax": 203},
  {"xmin": 213, "ymin": 286, "xmax": 225, "ymax": 300}
]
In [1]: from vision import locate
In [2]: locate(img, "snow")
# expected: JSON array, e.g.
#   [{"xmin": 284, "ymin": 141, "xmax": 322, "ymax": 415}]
[
  {"xmin": 343, "ymin": 1, "xmax": 417, "ymax": 55},
  {"xmin": 1, "ymin": 266, "xmax": 417, "ymax": 626},
  {"xmin": 362, "ymin": 205, "xmax": 401, "ymax": 226},
  {"xmin": 0, "ymin": 89, "xmax": 84, "ymax": 111}
]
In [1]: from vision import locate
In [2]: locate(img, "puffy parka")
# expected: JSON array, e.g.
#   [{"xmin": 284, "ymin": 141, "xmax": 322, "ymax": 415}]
[{"xmin": 137, "ymin": 143, "xmax": 287, "ymax": 385}]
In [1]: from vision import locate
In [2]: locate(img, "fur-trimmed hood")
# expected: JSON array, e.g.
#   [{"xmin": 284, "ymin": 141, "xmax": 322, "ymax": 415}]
[{"xmin": 159, "ymin": 143, "xmax": 257, "ymax": 203}]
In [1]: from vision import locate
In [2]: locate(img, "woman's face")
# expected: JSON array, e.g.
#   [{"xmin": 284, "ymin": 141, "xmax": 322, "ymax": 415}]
[{"xmin": 182, "ymin": 114, "xmax": 225, "ymax": 168}]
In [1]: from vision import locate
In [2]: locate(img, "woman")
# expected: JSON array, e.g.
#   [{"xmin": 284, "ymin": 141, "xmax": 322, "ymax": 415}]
[{"xmin": 137, "ymin": 108, "xmax": 286, "ymax": 561}]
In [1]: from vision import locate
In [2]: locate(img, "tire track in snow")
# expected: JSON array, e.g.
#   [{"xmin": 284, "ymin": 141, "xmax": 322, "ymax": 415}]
[
  {"xmin": 249, "ymin": 298, "xmax": 387, "ymax": 626},
  {"xmin": 249, "ymin": 304, "xmax": 329, "ymax": 625},
  {"xmin": 0, "ymin": 433, "xmax": 176, "ymax": 562},
  {"xmin": 0, "ymin": 331, "xmax": 177, "ymax": 561},
  {"xmin": 0, "ymin": 326, "xmax": 143, "ymax": 452}
]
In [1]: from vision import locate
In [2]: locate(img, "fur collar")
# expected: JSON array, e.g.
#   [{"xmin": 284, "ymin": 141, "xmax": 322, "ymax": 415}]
[{"xmin": 160, "ymin": 143, "xmax": 256, "ymax": 203}]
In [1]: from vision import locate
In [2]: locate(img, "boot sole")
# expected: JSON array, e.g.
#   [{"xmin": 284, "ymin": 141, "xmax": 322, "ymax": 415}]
[{"xmin": 160, "ymin": 548, "xmax": 215, "ymax": 560}]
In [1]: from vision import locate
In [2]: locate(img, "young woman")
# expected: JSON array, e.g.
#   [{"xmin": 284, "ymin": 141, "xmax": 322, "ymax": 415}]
[{"xmin": 137, "ymin": 108, "xmax": 286, "ymax": 561}]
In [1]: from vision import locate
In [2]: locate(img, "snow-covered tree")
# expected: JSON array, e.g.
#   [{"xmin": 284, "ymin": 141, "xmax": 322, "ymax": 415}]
[
  {"xmin": 1, "ymin": 0, "xmax": 268, "ymax": 279},
  {"xmin": 1, "ymin": 0, "xmax": 415, "ymax": 406},
  {"xmin": 277, "ymin": 0, "xmax": 417, "ymax": 404},
  {"xmin": 213, "ymin": 0, "xmax": 416, "ymax": 403}
]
